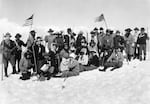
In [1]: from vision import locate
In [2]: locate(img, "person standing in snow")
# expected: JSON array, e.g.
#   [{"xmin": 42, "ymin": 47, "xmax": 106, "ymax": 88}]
[
  {"xmin": 0, "ymin": 33, "xmax": 17, "ymax": 77},
  {"xmin": 44, "ymin": 28, "xmax": 56, "ymax": 52},
  {"xmin": 133, "ymin": 27, "xmax": 140, "ymax": 59},
  {"xmin": 26, "ymin": 30, "xmax": 36, "ymax": 50},
  {"xmin": 14, "ymin": 33, "xmax": 26, "ymax": 73},
  {"xmin": 124, "ymin": 28, "xmax": 134, "ymax": 61},
  {"xmin": 97, "ymin": 27, "xmax": 105, "ymax": 56},
  {"xmin": 137, "ymin": 28, "xmax": 149, "ymax": 61},
  {"xmin": 113, "ymin": 30, "xmax": 125, "ymax": 52}
]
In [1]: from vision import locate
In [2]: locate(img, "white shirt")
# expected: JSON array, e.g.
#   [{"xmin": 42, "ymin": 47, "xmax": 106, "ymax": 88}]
[{"xmin": 78, "ymin": 55, "xmax": 88, "ymax": 65}]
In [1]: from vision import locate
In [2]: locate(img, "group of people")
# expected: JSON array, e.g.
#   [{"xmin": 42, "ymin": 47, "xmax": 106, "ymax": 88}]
[{"xmin": 0, "ymin": 27, "xmax": 149, "ymax": 81}]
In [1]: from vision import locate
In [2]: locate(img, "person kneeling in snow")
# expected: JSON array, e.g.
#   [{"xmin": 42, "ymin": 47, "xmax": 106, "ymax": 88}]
[
  {"xmin": 99, "ymin": 48, "xmax": 124, "ymax": 72},
  {"xmin": 19, "ymin": 51, "xmax": 34, "ymax": 80}
]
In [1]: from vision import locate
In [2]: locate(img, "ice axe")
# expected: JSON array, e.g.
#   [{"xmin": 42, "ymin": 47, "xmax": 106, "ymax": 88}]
[{"xmin": 61, "ymin": 76, "xmax": 68, "ymax": 89}]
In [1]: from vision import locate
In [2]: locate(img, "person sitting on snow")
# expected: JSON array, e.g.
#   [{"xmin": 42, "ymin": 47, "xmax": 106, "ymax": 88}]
[
  {"xmin": 38, "ymin": 43, "xmax": 59, "ymax": 81},
  {"xmin": 19, "ymin": 51, "xmax": 34, "ymax": 80},
  {"xmin": 99, "ymin": 48, "xmax": 124, "ymax": 72},
  {"xmin": 58, "ymin": 43, "xmax": 80, "ymax": 77},
  {"xmin": 77, "ymin": 47, "xmax": 89, "ymax": 65},
  {"xmin": 79, "ymin": 50, "xmax": 99, "ymax": 72}
]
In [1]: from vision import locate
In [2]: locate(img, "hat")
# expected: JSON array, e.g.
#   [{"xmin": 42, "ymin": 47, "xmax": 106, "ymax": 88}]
[
  {"xmin": 106, "ymin": 29, "xmax": 111, "ymax": 33},
  {"xmin": 93, "ymin": 27, "xmax": 98, "ymax": 31},
  {"xmin": 110, "ymin": 30, "xmax": 114, "ymax": 34},
  {"xmin": 125, "ymin": 28, "xmax": 132, "ymax": 32},
  {"xmin": 116, "ymin": 30, "xmax": 120, "ymax": 34},
  {"xmin": 141, "ymin": 27, "xmax": 145, "ymax": 31},
  {"xmin": 90, "ymin": 31, "xmax": 95, "ymax": 34},
  {"xmin": 67, "ymin": 28, "xmax": 72, "ymax": 32},
  {"xmin": 48, "ymin": 28, "xmax": 54, "ymax": 33},
  {"xmin": 36, "ymin": 36, "xmax": 43, "ymax": 41},
  {"xmin": 4, "ymin": 32, "xmax": 12, "ymax": 37},
  {"xmin": 99, "ymin": 27, "xmax": 104, "ymax": 30},
  {"xmin": 134, "ymin": 27, "xmax": 139, "ymax": 31},
  {"xmin": 30, "ymin": 30, "xmax": 36, "ymax": 33},
  {"xmin": 15, "ymin": 33, "xmax": 22, "ymax": 38}
]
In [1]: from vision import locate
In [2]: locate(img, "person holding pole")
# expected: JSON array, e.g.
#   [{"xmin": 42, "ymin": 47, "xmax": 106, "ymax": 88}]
[
  {"xmin": 26, "ymin": 30, "xmax": 37, "ymax": 74},
  {"xmin": 0, "ymin": 33, "xmax": 17, "ymax": 77},
  {"xmin": 14, "ymin": 33, "xmax": 26, "ymax": 73}
]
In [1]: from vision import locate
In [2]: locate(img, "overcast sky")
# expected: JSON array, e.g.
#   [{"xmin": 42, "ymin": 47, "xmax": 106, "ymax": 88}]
[{"xmin": 0, "ymin": 0, "xmax": 150, "ymax": 40}]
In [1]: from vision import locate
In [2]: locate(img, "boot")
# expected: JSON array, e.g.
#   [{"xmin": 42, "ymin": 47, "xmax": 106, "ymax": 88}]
[
  {"xmin": 12, "ymin": 66, "xmax": 17, "ymax": 74},
  {"xmin": 139, "ymin": 55, "xmax": 142, "ymax": 61},
  {"xmin": 99, "ymin": 67, "xmax": 107, "ymax": 72},
  {"xmin": 4, "ymin": 68, "xmax": 8, "ymax": 77},
  {"xmin": 144, "ymin": 55, "xmax": 146, "ymax": 61}
]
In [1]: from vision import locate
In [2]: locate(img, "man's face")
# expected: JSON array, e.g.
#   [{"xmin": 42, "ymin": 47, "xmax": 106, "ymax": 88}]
[
  {"xmin": 36, "ymin": 39, "xmax": 42, "ymax": 45},
  {"xmin": 5, "ymin": 36, "xmax": 10, "ymax": 41},
  {"xmin": 100, "ymin": 30, "xmax": 104, "ymax": 33},
  {"xmin": 134, "ymin": 30, "xmax": 139, "ymax": 33},
  {"xmin": 116, "ymin": 33, "xmax": 120, "ymax": 36},
  {"xmin": 48, "ymin": 32, "xmax": 53, "ymax": 35},
  {"xmin": 31, "ymin": 32, "xmax": 36, "ymax": 37},
  {"xmin": 141, "ymin": 30, "xmax": 145, "ymax": 33}
]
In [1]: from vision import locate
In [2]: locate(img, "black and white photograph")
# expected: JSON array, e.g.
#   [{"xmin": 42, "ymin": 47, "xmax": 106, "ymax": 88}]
[{"xmin": 0, "ymin": 0, "xmax": 150, "ymax": 104}]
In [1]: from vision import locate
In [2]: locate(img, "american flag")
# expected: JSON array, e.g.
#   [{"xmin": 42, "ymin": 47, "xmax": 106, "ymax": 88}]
[
  {"xmin": 95, "ymin": 14, "xmax": 105, "ymax": 22},
  {"xmin": 23, "ymin": 14, "xmax": 34, "ymax": 26}
]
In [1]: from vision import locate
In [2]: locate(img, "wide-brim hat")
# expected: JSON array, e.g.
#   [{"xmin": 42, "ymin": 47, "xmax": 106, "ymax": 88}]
[
  {"xmin": 4, "ymin": 32, "xmax": 12, "ymax": 37},
  {"xmin": 125, "ymin": 28, "xmax": 132, "ymax": 32},
  {"xmin": 93, "ymin": 27, "xmax": 98, "ymax": 31},
  {"xmin": 30, "ymin": 30, "xmax": 36, "ymax": 33},
  {"xmin": 134, "ymin": 27, "xmax": 139, "ymax": 31},
  {"xmin": 99, "ymin": 27, "xmax": 104, "ymax": 30},
  {"xmin": 116, "ymin": 30, "xmax": 120, "ymax": 34},
  {"xmin": 106, "ymin": 29, "xmax": 111, "ymax": 33},
  {"xmin": 140, "ymin": 27, "xmax": 145, "ymax": 31},
  {"xmin": 15, "ymin": 33, "xmax": 22, "ymax": 38},
  {"xmin": 67, "ymin": 28, "xmax": 72, "ymax": 32},
  {"xmin": 36, "ymin": 36, "xmax": 43, "ymax": 41},
  {"xmin": 48, "ymin": 28, "xmax": 54, "ymax": 33},
  {"xmin": 90, "ymin": 31, "xmax": 95, "ymax": 34}
]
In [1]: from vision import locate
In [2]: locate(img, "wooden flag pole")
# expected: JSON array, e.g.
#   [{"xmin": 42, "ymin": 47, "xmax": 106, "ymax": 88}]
[
  {"xmin": 1, "ymin": 34, "xmax": 4, "ymax": 81},
  {"xmin": 103, "ymin": 18, "xmax": 108, "ymax": 29}
]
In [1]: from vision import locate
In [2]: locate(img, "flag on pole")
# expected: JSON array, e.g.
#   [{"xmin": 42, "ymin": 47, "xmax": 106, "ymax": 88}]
[
  {"xmin": 23, "ymin": 14, "xmax": 34, "ymax": 26},
  {"xmin": 95, "ymin": 14, "xmax": 105, "ymax": 22}
]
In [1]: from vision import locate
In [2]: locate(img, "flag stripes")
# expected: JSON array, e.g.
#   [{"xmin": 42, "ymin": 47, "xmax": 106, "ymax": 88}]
[
  {"xmin": 95, "ymin": 14, "xmax": 104, "ymax": 22},
  {"xmin": 23, "ymin": 14, "xmax": 34, "ymax": 26}
]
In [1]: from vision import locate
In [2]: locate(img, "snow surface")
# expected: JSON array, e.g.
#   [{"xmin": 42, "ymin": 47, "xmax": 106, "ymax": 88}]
[{"xmin": 0, "ymin": 53, "xmax": 150, "ymax": 104}]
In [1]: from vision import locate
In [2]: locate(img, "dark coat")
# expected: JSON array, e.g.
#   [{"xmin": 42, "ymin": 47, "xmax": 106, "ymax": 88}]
[
  {"xmin": 15, "ymin": 39, "xmax": 26, "ymax": 51},
  {"xmin": 113, "ymin": 35, "xmax": 125, "ymax": 51},
  {"xmin": 101, "ymin": 34, "xmax": 114, "ymax": 50},
  {"xmin": 137, "ymin": 33, "xmax": 148, "ymax": 45},
  {"xmin": 34, "ymin": 44, "xmax": 45, "ymax": 60},
  {"xmin": 1, "ymin": 40, "xmax": 17, "ymax": 58}
]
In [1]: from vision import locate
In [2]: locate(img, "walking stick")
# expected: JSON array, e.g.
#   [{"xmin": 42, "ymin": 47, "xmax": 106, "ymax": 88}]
[
  {"xmin": 1, "ymin": 34, "xmax": 4, "ymax": 81},
  {"xmin": 32, "ymin": 42, "xmax": 38, "ymax": 74}
]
